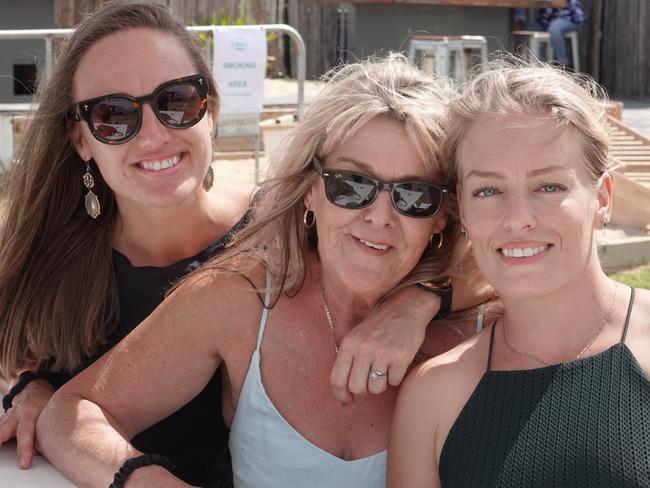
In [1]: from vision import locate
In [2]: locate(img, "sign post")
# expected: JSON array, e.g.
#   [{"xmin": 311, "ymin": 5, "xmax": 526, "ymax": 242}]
[{"xmin": 213, "ymin": 26, "xmax": 267, "ymax": 182}]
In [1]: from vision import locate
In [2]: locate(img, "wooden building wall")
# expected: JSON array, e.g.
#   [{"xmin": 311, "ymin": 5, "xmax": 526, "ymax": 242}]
[
  {"xmin": 287, "ymin": 0, "xmax": 339, "ymax": 80},
  {"xmin": 599, "ymin": 0, "xmax": 649, "ymax": 99}
]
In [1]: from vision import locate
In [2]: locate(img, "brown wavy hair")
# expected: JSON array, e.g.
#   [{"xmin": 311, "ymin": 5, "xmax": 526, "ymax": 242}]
[{"xmin": 0, "ymin": 1, "xmax": 219, "ymax": 378}]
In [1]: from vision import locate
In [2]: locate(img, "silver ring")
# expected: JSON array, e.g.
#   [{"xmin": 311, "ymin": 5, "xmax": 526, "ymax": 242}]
[{"xmin": 368, "ymin": 370, "xmax": 387, "ymax": 381}]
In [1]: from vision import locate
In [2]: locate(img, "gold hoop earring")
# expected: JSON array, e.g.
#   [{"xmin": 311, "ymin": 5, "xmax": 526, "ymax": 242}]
[
  {"xmin": 83, "ymin": 160, "xmax": 101, "ymax": 219},
  {"xmin": 202, "ymin": 166, "xmax": 214, "ymax": 192},
  {"xmin": 430, "ymin": 232, "xmax": 443, "ymax": 251},
  {"xmin": 303, "ymin": 209, "xmax": 316, "ymax": 229}
]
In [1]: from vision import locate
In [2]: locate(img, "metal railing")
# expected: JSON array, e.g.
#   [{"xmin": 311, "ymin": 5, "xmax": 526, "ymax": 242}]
[{"xmin": 0, "ymin": 24, "xmax": 306, "ymax": 119}]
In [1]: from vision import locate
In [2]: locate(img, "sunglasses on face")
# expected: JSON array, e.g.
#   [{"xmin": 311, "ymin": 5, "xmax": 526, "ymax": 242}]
[
  {"xmin": 68, "ymin": 74, "xmax": 209, "ymax": 144},
  {"xmin": 313, "ymin": 157, "xmax": 448, "ymax": 218}
]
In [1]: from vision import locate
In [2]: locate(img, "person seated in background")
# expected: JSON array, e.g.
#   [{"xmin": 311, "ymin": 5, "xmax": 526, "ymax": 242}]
[
  {"xmin": 388, "ymin": 59, "xmax": 650, "ymax": 487},
  {"xmin": 537, "ymin": 0, "xmax": 585, "ymax": 67},
  {"xmin": 511, "ymin": 8, "xmax": 529, "ymax": 32}
]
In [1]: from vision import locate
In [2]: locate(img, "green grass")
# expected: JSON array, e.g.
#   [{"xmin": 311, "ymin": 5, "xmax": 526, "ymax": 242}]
[{"xmin": 610, "ymin": 264, "xmax": 650, "ymax": 289}]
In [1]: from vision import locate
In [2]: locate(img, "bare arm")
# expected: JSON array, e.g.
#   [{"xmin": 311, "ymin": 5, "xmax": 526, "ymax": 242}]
[
  {"xmin": 35, "ymin": 273, "xmax": 248, "ymax": 487},
  {"xmin": 387, "ymin": 362, "xmax": 441, "ymax": 488}
]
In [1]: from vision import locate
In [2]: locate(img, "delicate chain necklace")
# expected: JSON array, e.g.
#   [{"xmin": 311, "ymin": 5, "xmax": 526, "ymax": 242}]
[
  {"xmin": 502, "ymin": 283, "xmax": 619, "ymax": 367},
  {"xmin": 320, "ymin": 281, "xmax": 340, "ymax": 355}
]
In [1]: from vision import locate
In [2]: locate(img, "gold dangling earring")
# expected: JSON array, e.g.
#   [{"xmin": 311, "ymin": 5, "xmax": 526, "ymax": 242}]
[
  {"xmin": 303, "ymin": 209, "xmax": 316, "ymax": 229},
  {"xmin": 461, "ymin": 227, "xmax": 469, "ymax": 239},
  {"xmin": 429, "ymin": 232, "xmax": 443, "ymax": 250},
  {"xmin": 83, "ymin": 160, "xmax": 101, "ymax": 219},
  {"xmin": 202, "ymin": 166, "xmax": 214, "ymax": 192}
]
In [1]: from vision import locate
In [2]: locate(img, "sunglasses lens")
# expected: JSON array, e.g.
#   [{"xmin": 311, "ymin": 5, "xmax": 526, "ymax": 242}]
[
  {"xmin": 325, "ymin": 173, "xmax": 377, "ymax": 208},
  {"xmin": 90, "ymin": 98, "xmax": 138, "ymax": 142},
  {"xmin": 156, "ymin": 83, "xmax": 206, "ymax": 128},
  {"xmin": 393, "ymin": 183, "xmax": 443, "ymax": 217}
]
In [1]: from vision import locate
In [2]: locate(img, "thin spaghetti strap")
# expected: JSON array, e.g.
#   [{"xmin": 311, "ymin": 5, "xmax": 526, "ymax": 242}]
[
  {"xmin": 255, "ymin": 269, "xmax": 273, "ymax": 351},
  {"xmin": 620, "ymin": 287, "xmax": 636, "ymax": 344},
  {"xmin": 487, "ymin": 320, "xmax": 498, "ymax": 372}
]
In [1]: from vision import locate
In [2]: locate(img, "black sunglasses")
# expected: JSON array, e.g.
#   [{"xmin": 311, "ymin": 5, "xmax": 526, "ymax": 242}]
[
  {"xmin": 68, "ymin": 74, "xmax": 209, "ymax": 144},
  {"xmin": 313, "ymin": 158, "xmax": 448, "ymax": 218}
]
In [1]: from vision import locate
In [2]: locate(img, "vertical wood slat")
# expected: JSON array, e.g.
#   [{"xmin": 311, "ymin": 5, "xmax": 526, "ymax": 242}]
[
  {"xmin": 600, "ymin": 0, "xmax": 649, "ymax": 99},
  {"xmin": 288, "ymin": 0, "xmax": 339, "ymax": 80}
]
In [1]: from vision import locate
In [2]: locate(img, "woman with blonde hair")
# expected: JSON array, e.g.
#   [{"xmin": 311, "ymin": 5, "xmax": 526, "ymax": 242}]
[
  {"xmin": 388, "ymin": 61, "xmax": 650, "ymax": 487},
  {"xmin": 0, "ymin": 3, "xmax": 476, "ymax": 486},
  {"xmin": 35, "ymin": 53, "xmax": 483, "ymax": 487}
]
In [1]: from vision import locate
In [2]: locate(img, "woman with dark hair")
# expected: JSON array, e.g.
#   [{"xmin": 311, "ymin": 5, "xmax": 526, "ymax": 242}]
[{"xmin": 0, "ymin": 3, "xmax": 250, "ymax": 486}]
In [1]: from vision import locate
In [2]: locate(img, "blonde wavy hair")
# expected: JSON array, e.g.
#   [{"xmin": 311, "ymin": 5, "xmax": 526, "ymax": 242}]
[
  {"xmin": 443, "ymin": 58, "xmax": 612, "ymax": 185},
  {"xmin": 202, "ymin": 53, "xmax": 458, "ymax": 304}
]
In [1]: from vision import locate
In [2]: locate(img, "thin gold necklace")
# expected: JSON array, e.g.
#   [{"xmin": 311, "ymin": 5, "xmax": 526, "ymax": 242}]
[
  {"xmin": 502, "ymin": 283, "xmax": 619, "ymax": 367},
  {"xmin": 320, "ymin": 280, "xmax": 340, "ymax": 355}
]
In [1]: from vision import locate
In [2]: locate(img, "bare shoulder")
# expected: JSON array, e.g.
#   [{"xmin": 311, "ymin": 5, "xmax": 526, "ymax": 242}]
[
  {"xmin": 621, "ymin": 286, "xmax": 650, "ymax": 372},
  {"xmin": 624, "ymin": 286, "xmax": 650, "ymax": 335},
  {"xmin": 408, "ymin": 329, "xmax": 489, "ymax": 397},
  {"xmin": 147, "ymin": 259, "xmax": 267, "ymax": 347},
  {"xmin": 397, "ymin": 328, "xmax": 492, "ymax": 459},
  {"xmin": 631, "ymin": 286, "xmax": 650, "ymax": 317}
]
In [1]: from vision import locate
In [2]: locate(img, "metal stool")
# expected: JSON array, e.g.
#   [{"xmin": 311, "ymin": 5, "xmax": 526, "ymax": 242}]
[
  {"xmin": 408, "ymin": 35, "xmax": 488, "ymax": 82},
  {"xmin": 512, "ymin": 30, "xmax": 580, "ymax": 72}
]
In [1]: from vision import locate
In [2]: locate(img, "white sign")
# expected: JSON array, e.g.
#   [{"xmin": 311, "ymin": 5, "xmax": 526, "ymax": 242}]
[{"xmin": 212, "ymin": 26, "xmax": 267, "ymax": 115}]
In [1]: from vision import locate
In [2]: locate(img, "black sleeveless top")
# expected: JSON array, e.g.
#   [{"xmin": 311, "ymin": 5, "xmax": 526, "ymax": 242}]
[
  {"xmin": 51, "ymin": 215, "xmax": 248, "ymax": 488},
  {"xmin": 440, "ymin": 287, "xmax": 650, "ymax": 487}
]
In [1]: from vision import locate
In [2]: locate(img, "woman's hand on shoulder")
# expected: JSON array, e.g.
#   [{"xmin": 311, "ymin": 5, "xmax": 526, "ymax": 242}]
[
  {"xmin": 330, "ymin": 286, "xmax": 441, "ymax": 404},
  {"xmin": 0, "ymin": 379, "xmax": 54, "ymax": 468}
]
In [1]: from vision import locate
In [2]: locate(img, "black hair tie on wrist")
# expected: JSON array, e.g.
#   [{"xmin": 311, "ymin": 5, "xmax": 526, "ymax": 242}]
[
  {"xmin": 2, "ymin": 371, "xmax": 57, "ymax": 413},
  {"xmin": 109, "ymin": 454, "xmax": 176, "ymax": 488}
]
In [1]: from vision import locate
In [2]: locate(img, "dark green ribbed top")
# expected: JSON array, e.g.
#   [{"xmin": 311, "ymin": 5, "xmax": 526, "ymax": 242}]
[{"xmin": 440, "ymin": 288, "xmax": 650, "ymax": 487}]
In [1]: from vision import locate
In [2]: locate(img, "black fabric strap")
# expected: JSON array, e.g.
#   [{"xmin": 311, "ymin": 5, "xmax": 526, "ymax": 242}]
[
  {"xmin": 2, "ymin": 371, "xmax": 57, "ymax": 413},
  {"xmin": 109, "ymin": 454, "xmax": 176, "ymax": 488},
  {"xmin": 620, "ymin": 287, "xmax": 636, "ymax": 344},
  {"xmin": 486, "ymin": 320, "xmax": 498, "ymax": 372}
]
